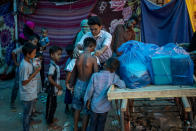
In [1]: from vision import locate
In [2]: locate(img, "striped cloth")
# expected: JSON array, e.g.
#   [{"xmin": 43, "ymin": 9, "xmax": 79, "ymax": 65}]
[{"xmin": 19, "ymin": 0, "xmax": 97, "ymax": 78}]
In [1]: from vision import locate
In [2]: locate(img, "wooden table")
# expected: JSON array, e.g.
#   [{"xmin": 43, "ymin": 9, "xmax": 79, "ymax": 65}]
[
  {"xmin": 107, "ymin": 85, "xmax": 196, "ymax": 131},
  {"xmin": 108, "ymin": 85, "xmax": 196, "ymax": 100}
]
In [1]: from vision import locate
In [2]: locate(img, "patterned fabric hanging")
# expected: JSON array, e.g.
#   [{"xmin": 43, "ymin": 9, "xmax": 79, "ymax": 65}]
[
  {"xmin": 18, "ymin": 0, "xmax": 38, "ymax": 14},
  {"xmin": 91, "ymin": 0, "xmax": 141, "ymax": 37},
  {"xmin": 0, "ymin": 2, "xmax": 15, "ymax": 66},
  {"xmin": 0, "ymin": 2, "xmax": 15, "ymax": 79}
]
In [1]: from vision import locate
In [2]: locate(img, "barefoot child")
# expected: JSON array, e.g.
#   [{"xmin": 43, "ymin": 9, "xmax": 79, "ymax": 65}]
[
  {"xmin": 45, "ymin": 45, "xmax": 62, "ymax": 130},
  {"xmin": 64, "ymin": 44, "xmax": 75, "ymax": 113},
  {"xmin": 19, "ymin": 43, "xmax": 41, "ymax": 131},
  {"xmin": 84, "ymin": 57, "xmax": 126, "ymax": 131},
  {"xmin": 71, "ymin": 37, "xmax": 98, "ymax": 131}
]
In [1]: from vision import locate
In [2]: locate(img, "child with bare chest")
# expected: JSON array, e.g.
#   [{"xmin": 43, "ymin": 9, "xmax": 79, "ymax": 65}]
[{"xmin": 69, "ymin": 37, "xmax": 98, "ymax": 131}]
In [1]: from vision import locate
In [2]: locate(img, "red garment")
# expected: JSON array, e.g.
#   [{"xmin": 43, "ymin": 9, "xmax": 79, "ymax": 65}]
[{"xmin": 111, "ymin": 24, "xmax": 135, "ymax": 53}]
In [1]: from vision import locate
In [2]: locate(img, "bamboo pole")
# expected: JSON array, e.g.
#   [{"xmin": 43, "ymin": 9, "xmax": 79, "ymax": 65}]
[{"xmin": 13, "ymin": 0, "xmax": 18, "ymax": 41}]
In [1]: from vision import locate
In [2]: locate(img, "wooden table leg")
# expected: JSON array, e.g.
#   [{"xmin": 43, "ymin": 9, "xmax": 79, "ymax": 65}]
[{"xmin": 124, "ymin": 99, "xmax": 134, "ymax": 131}]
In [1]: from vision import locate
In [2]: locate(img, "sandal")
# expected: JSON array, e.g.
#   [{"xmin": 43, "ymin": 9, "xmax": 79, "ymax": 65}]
[
  {"xmin": 53, "ymin": 118, "xmax": 59, "ymax": 123},
  {"xmin": 48, "ymin": 123, "xmax": 62, "ymax": 130},
  {"xmin": 10, "ymin": 103, "xmax": 17, "ymax": 112},
  {"xmin": 34, "ymin": 110, "xmax": 42, "ymax": 115}
]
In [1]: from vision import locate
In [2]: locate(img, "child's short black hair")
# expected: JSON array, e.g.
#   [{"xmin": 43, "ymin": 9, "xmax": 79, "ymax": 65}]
[
  {"xmin": 22, "ymin": 42, "xmax": 37, "ymax": 56},
  {"xmin": 49, "ymin": 45, "xmax": 62, "ymax": 55},
  {"xmin": 88, "ymin": 16, "xmax": 102, "ymax": 26},
  {"xmin": 18, "ymin": 37, "xmax": 27, "ymax": 45},
  {"xmin": 65, "ymin": 44, "xmax": 74, "ymax": 55},
  {"xmin": 29, "ymin": 35, "xmax": 38, "ymax": 41},
  {"xmin": 105, "ymin": 57, "xmax": 120, "ymax": 72},
  {"xmin": 83, "ymin": 37, "xmax": 96, "ymax": 48},
  {"xmin": 41, "ymin": 28, "xmax": 48, "ymax": 33}
]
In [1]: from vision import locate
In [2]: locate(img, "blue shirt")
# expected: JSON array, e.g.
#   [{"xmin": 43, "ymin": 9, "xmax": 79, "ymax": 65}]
[
  {"xmin": 84, "ymin": 70, "xmax": 126, "ymax": 113},
  {"xmin": 39, "ymin": 36, "xmax": 49, "ymax": 47}
]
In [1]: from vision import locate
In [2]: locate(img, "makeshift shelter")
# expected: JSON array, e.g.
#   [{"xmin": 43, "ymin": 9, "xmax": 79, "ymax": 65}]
[
  {"xmin": 0, "ymin": 0, "xmax": 195, "ymax": 79},
  {"xmin": 17, "ymin": 0, "xmax": 141, "ymax": 78}
]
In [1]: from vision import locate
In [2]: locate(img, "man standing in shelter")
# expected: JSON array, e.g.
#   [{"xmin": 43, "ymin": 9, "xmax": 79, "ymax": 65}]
[
  {"xmin": 111, "ymin": 16, "xmax": 138, "ymax": 56},
  {"xmin": 74, "ymin": 16, "xmax": 112, "ymax": 64}
]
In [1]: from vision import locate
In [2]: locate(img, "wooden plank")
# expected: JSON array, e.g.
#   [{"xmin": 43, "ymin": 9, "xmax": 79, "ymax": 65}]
[
  {"xmin": 107, "ymin": 85, "xmax": 196, "ymax": 100},
  {"xmin": 150, "ymin": 98, "xmax": 156, "ymax": 100},
  {"xmin": 121, "ymin": 99, "xmax": 128, "ymax": 112},
  {"xmin": 108, "ymin": 85, "xmax": 115, "ymax": 101},
  {"xmin": 181, "ymin": 97, "xmax": 192, "ymax": 112}
]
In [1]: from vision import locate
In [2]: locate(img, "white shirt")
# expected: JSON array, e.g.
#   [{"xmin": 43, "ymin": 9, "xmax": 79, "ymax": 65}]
[
  {"xmin": 77, "ymin": 30, "xmax": 112, "ymax": 50},
  {"xmin": 77, "ymin": 30, "xmax": 112, "ymax": 63},
  {"xmin": 19, "ymin": 59, "xmax": 37, "ymax": 101}
]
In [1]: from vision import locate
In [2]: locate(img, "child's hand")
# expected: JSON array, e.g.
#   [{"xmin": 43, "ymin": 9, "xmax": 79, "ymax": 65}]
[
  {"xmin": 66, "ymin": 84, "xmax": 74, "ymax": 92},
  {"xmin": 35, "ymin": 66, "xmax": 41, "ymax": 72},
  {"xmin": 87, "ymin": 101, "xmax": 91, "ymax": 110},
  {"xmin": 95, "ymin": 50, "xmax": 102, "ymax": 57},
  {"xmin": 15, "ymin": 62, "xmax": 20, "ymax": 67},
  {"xmin": 57, "ymin": 85, "xmax": 62, "ymax": 91},
  {"xmin": 69, "ymin": 87, "xmax": 74, "ymax": 93}
]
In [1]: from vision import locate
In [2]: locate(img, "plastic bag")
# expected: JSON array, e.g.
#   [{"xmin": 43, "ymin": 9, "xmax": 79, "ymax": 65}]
[
  {"xmin": 118, "ymin": 41, "xmax": 151, "ymax": 89},
  {"xmin": 151, "ymin": 43, "xmax": 194, "ymax": 85}
]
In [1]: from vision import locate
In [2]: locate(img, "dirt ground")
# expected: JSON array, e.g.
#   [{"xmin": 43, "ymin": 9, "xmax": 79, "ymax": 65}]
[
  {"xmin": 0, "ymin": 79, "xmax": 195, "ymax": 131},
  {"xmin": 0, "ymin": 79, "xmax": 121, "ymax": 131}
]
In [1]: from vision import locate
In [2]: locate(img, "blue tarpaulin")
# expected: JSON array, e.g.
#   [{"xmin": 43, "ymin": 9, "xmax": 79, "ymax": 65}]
[{"xmin": 141, "ymin": 0, "xmax": 193, "ymax": 46}]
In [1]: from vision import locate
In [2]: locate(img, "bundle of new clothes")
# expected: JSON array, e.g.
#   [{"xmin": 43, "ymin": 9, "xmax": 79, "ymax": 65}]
[{"xmin": 118, "ymin": 41, "xmax": 194, "ymax": 89}]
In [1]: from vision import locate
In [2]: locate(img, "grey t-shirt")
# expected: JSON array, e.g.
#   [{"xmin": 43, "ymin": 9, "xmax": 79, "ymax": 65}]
[{"xmin": 19, "ymin": 59, "xmax": 37, "ymax": 101}]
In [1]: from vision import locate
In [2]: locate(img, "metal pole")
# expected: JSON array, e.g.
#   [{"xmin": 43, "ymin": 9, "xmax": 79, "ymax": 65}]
[{"xmin": 13, "ymin": 0, "xmax": 18, "ymax": 42}]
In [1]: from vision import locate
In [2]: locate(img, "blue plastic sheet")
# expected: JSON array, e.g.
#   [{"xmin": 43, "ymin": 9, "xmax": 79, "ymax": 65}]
[
  {"xmin": 118, "ymin": 41, "xmax": 194, "ymax": 87},
  {"xmin": 118, "ymin": 41, "xmax": 153, "ymax": 89},
  {"xmin": 151, "ymin": 43, "xmax": 194, "ymax": 85},
  {"xmin": 141, "ymin": 0, "xmax": 193, "ymax": 46}
]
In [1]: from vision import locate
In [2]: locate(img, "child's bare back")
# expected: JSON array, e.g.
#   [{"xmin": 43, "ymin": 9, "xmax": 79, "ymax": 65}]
[{"xmin": 76, "ymin": 52, "xmax": 98, "ymax": 81}]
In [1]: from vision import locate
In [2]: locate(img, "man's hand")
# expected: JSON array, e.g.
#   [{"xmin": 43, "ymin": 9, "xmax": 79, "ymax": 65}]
[{"xmin": 94, "ymin": 50, "xmax": 102, "ymax": 57}]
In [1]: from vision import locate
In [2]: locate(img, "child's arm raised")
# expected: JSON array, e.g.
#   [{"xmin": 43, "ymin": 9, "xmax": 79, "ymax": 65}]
[{"xmin": 22, "ymin": 67, "xmax": 41, "ymax": 86}]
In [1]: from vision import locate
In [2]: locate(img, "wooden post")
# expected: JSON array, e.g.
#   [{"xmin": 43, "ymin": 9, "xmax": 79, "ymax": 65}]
[
  {"xmin": 121, "ymin": 99, "xmax": 128, "ymax": 131},
  {"xmin": 181, "ymin": 97, "xmax": 192, "ymax": 112}
]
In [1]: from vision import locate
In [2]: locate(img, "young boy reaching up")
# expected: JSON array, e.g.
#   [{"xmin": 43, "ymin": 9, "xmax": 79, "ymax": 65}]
[
  {"xmin": 70, "ymin": 37, "xmax": 98, "ymax": 131},
  {"xmin": 84, "ymin": 57, "xmax": 126, "ymax": 131}
]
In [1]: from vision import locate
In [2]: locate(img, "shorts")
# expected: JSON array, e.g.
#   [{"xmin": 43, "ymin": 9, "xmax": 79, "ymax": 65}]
[{"xmin": 72, "ymin": 79, "xmax": 88, "ymax": 111}]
